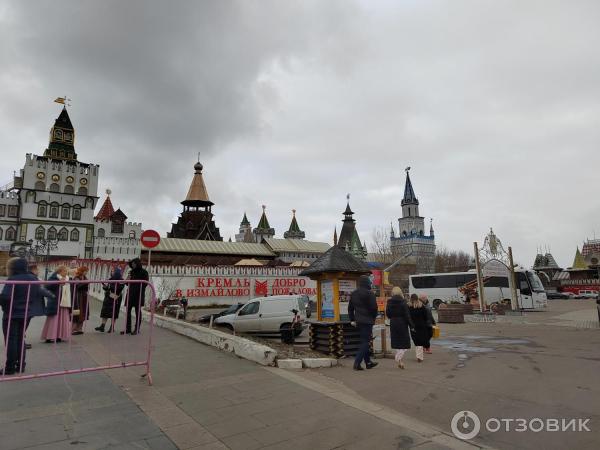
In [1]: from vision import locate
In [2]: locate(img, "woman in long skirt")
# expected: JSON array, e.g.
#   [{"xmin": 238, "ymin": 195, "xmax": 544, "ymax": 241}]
[
  {"xmin": 41, "ymin": 266, "xmax": 72, "ymax": 343},
  {"xmin": 95, "ymin": 267, "xmax": 125, "ymax": 333},
  {"xmin": 71, "ymin": 266, "xmax": 90, "ymax": 335}
]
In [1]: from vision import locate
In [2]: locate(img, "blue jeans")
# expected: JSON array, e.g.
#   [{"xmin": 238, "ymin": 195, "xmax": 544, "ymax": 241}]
[{"xmin": 354, "ymin": 323, "xmax": 373, "ymax": 368}]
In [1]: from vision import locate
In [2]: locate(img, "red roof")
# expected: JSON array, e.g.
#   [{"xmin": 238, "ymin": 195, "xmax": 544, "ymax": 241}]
[{"xmin": 95, "ymin": 195, "xmax": 115, "ymax": 221}]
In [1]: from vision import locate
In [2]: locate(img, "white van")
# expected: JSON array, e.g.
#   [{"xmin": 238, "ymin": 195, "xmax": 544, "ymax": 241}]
[{"xmin": 214, "ymin": 295, "xmax": 308, "ymax": 335}]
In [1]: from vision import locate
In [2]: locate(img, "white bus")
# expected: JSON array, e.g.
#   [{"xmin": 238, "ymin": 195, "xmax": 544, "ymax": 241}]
[{"xmin": 409, "ymin": 269, "xmax": 547, "ymax": 310}]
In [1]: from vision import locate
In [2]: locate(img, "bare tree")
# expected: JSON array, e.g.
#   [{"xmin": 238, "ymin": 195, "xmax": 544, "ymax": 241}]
[
  {"xmin": 154, "ymin": 276, "xmax": 184, "ymax": 302},
  {"xmin": 434, "ymin": 246, "xmax": 474, "ymax": 273},
  {"xmin": 370, "ymin": 227, "xmax": 393, "ymax": 264}
]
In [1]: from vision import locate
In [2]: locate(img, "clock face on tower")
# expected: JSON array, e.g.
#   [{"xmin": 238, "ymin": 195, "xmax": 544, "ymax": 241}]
[
  {"xmin": 80, "ymin": 178, "xmax": 88, "ymax": 185},
  {"xmin": 51, "ymin": 174, "xmax": 60, "ymax": 182},
  {"xmin": 36, "ymin": 172, "xmax": 45, "ymax": 179},
  {"xmin": 66, "ymin": 176, "xmax": 74, "ymax": 183}
]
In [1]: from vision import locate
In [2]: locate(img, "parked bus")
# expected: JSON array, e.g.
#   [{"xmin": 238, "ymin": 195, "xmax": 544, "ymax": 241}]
[{"xmin": 409, "ymin": 269, "xmax": 547, "ymax": 310}]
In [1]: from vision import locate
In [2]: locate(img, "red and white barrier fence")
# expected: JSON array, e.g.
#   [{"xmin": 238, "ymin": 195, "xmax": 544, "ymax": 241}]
[{"xmin": 0, "ymin": 279, "xmax": 156, "ymax": 385}]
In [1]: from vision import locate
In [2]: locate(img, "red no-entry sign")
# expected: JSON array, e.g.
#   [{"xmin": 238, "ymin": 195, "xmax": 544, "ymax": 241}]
[{"xmin": 140, "ymin": 229, "xmax": 161, "ymax": 249}]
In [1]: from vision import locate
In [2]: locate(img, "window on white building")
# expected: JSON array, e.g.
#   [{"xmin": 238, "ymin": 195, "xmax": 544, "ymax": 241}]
[
  {"xmin": 85, "ymin": 198, "xmax": 94, "ymax": 209},
  {"xmin": 35, "ymin": 226, "xmax": 45, "ymax": 240},
  {"xmin": 49, "ymin": 203, "xmax": 59, "ymax": 218},
  {"xmin": 78, "ymin": 187, "xmax": 87, "ymax": 195},
  {"xmin": 72, "ymin": 205, "xmax": 81, "ymax": 220},
  {"xmin": 5, "ymin": 227, "xmax": 16, "ymax": 241},
  {"xmin": 47, "ymin": 227, "xmax": 57, "ymax": 240},
  {"xmin": 98, "ymin": 228, "xmax": 105, "ymax": 238},
  {"xmin": 64, "ymin": 185, "xmax": 74, "ymax": 194},
  {"xmin": 0, "ymin": 205, "xmax": 5, "ymax": 216},
  {"xmin": 50, "ymin": 183, "xmax": 60, "ymax": 192},
  {"xmin": 129, "ymin": 230, "xmax": 136, "ymax": 239},
  {"xmin": 0, "ymin": 228, "xmax": 3, "ymax": 240},
  {"xmin": 70, "ymin": 229, "xmax": 79, "ymax": 242},
  {"xmin": 58, "ymin": 228, "xmax": 68, "ymax": 241},
  {"xmin": 26, "ymin": 191, "xmax": 35, "ymax": 202},
  {"xmin": 8, "ymin": 206, "xmax": 18, "ymax": 217},
  {"xmin": 37, "ymin": 202, "xmax": 47, "ymax": 217},
  {"xmin": 61, "ymin": 204, "xmax": 70, "ymax": 220},
  {"xmin": 34, "ymin": 181, "xmax": 45, "ymax": 190}
]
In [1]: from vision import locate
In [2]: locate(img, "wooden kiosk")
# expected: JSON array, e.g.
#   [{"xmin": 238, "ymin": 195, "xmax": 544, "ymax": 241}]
[{"xmin": 299, "ymin": 246, "xmax": 371, "ymax": 357}]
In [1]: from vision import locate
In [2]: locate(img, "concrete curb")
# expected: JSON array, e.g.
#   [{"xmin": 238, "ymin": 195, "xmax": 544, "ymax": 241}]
[{"xmin": 149, "ymin": 313, "xmax": 278, "ymax": 367}]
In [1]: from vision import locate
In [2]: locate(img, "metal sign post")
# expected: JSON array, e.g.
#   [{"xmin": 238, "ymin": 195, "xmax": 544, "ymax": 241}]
[
  {"xmin": 508, "ymin": 246, "xmax": 519, "ymax": 310},
  {"xmin": 474, "ymin": 242, "xmax": 485, "ymax": 311},
  {"xmin": 140, "ymin": 229, "xmax": 161, "ymax": 281}
]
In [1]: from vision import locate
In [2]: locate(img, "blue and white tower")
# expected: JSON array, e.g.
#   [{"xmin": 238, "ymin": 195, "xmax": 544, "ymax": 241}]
[{"xmin": 390, "ymin": 168, "xmax": 436, "ymax": 273}]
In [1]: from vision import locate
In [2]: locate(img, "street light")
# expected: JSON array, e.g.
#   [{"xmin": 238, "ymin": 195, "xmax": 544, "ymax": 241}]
[{"xmin": 28, "ymin": 238, "xmax": 59, "ymax": 280}]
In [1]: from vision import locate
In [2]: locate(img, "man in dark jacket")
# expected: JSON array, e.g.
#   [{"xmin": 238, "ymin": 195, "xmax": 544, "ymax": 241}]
[
  {"xmin": 348, "ymin": 275, "xmax": 379, "ymax": 371},
  {"xmin": 0, "ymin": 258, "xmax": 45, "ymax": 375},
  {"xmin": 123, "ymin": 258, "xmax": 149, "ymax": 335}
]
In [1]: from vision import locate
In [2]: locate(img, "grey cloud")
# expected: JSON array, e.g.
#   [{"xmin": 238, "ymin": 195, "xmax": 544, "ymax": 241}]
[{"xmin": 0, "ymin": 1, "xmax": 598, "ymax": 268}]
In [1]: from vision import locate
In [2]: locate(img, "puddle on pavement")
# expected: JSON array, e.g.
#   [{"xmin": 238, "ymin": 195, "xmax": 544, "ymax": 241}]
[{"xmin": 435, "ymin": 339, "xmax": 494, "ymax": 353}]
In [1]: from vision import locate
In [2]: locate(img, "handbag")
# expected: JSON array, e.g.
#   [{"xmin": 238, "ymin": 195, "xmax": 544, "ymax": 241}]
[
  {"xmin": 432, "ymin": 325, "xmax": 441, "ymax": 338},
  {"xmin": 72, "ymin": 309, "xmax": 81, "ymax": 316}
]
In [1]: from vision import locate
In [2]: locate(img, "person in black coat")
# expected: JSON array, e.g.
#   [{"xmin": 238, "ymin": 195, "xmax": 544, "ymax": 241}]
[
  {"xmin": 348, "ymin": 275, "xmax": 379, "ymax": 371},
  {"xmin": 95, "ymin": 267, "xmax": 125, "ymax": 333},
  {"xmin": 420, "ymin": 295, "xmax": 436, "ymax": 354},
  {"xmin": 386, "ymin": 287, "xmax": 415, "ymax": 369},
  {"xmin": 408, "ymin": 293, "xmax": 429, "ymax": 362},
  {"xmin": 0, "ymin": 258, "xmax": 46, "ymax": 375},
  {"xmin": 122, "ymin": 258, "xmax": 149, "ymax": 335}
]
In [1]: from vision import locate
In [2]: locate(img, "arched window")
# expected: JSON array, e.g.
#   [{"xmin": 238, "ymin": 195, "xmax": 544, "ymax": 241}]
[
  {"xmin": 78, "ymin": 186, "xmax": 88, "ymax": 195},
  {"xmin": 97, "ymin": 228, "xmax": 105, "ymax": 238},
  {"xmin": 0, "ymin": 228, "xmax": 3, "ymax": 240},
  {"xmin": 72, "ymin": 205, "xmax": 81, "ymax": 220},
  {"xmin": 26, "ymin": 191, "xmax": 35, "ymax": 202},
  {"xmin": 5, "ymin": 227, "xmax": 16, "ymax": 241},
  {"xmin": 64, "ymin": 185, "xmax": 74, "ymax": 194},
  {"xmin": 54, "ymin": 129, "xmax": 63, "ymax": 140},
  {"xmin": 70, "ymin": 228, "xmax": 80, "ymax": 242},
  {"xmin": 50, "ymin": 183, "xmax": 60, "ymax": 192},
  {"xmin": 61, "ymin": 204, "xmax": 70, "ymax": 220},
  {"xmin": 34, "ymin": 181, "xmax": 46, "ymax": 190},
  {"xmin": 35, "ymin": 226, "xmax": 45, "ymax": 240},
  {"xmin": 47, "ymin": 227, "xmax": 57, "ymax": 240},
  {"xmin": 129, "ymin": 230, "xmax": 136, "ymax": 239},
  {"xmin": 49, "ymin": 202, "xmax": 59, "ymax": 218},
  {"xmin": 37, "ymin": 201, "xmax": 47, "ymax": 217},
  {"xmin": 7, "ymin": 206, "xmax": 18, "ymax": 217},
  {"xmin": 58, "ymin": 227, "xmax": 68, "ymax": 241}
]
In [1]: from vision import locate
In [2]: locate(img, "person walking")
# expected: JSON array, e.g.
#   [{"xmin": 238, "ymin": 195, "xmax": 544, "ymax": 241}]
[
  {"xmin": 122, "ymin": 258, "xmax": 149, "ymax": 335},
  {"xmin": 386, "ymin": 287, "xmax": 414, "ymax": 369},
  {"xmin": 41, "ymin": 265, "xmax": 73, "ymax": 343},
  {"xmin": 71, "ymin": 267, "xmax": 90, "ymax": 335},
  {"xmin": 348, "ymin": 275, "xmax": 379, "ymax": 371},
  {"xmin": 0, "ymin": 258, "xmax": 46, "ymax": 375},
  {"xmin": 95, "ymin": 266, "xmax": 125, "ymax": 333},
  {"xmin": 420, "ymin": 295, "xmax": 436, "ymax": 354},
  {"xmin": 408, "ymin": 293, "xmax": 429, "ymax": 362}
]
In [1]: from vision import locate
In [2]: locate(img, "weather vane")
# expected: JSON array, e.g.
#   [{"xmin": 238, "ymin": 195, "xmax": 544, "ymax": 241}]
[
  {"xmin": 405, "ymin": 166, "xmax": 411, "ymax": 173},
  {"xmin": 54, "ymin": 96, "xmax": 72, "ymax": 107}
]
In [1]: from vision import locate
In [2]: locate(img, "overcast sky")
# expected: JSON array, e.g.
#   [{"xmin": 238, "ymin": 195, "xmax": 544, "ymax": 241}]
[{"xmin": 1, "ymin": 1, "xmax": 598, "ymax": 268}]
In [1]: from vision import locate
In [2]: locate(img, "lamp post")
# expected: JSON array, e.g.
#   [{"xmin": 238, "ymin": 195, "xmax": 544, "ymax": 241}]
[{"xmin": 29, "ymin": 238, "xmax": 59, "ymax": 280}]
